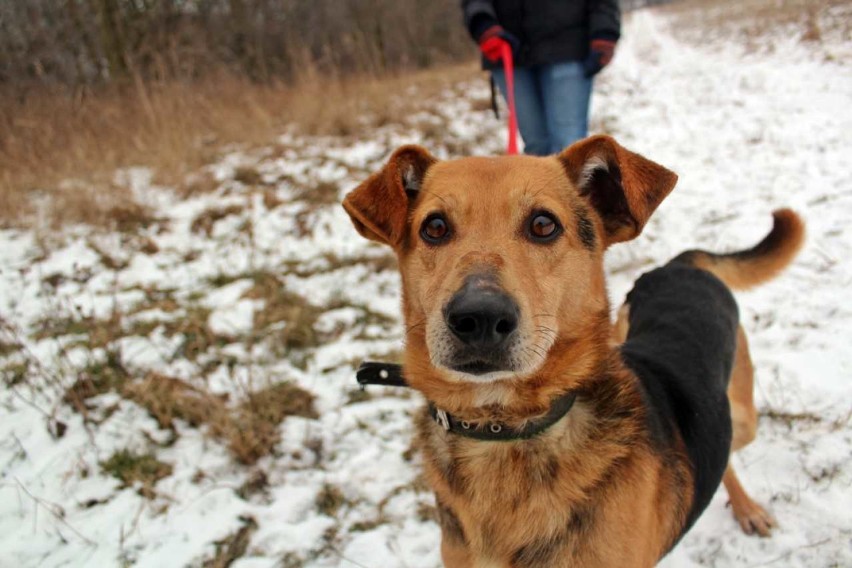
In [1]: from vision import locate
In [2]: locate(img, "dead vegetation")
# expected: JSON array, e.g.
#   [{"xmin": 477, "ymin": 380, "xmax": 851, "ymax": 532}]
[
  {"xmin": 14, "ymin": 264, "xmax": 359, "ymax": 468},
  {"xmin": 63, "ymin": 350, "xmax": 129, "ymax": 415},
  {"xmin": 33, "ymin": 312, "xmax": 121, "ymax": 348},
  {"xmin": 296, "ymin": 180, "xmax": 341, "ymax": 206},
  {"xmin": 190, "ymin": 204, "xmax": 245, "ymax": 236},
  {"xmin": 31, "ymin": 180, "xmax": 164, "ymax": 231},
  {"xmin": 100, "ymin": 449, "xmax": 173, "ymax": 498},
  {"xmin": 202, "ymin": 515, "xmax": 259, "ymax": 568},
  {"xmin": 261, "ymin": 188, "xmax": 285, "ymax": 210},
  {"xmin": 128, "ymin": 286, "xmax": 180, "ymax": 315},
  {"xmin": 761, "ymin": 408, "xmax": 824, "ymax": 428},
  {"xmin": 247, "ymin": 381, "xmax": 318, "ymax": 422},
  {"xmin": 121, "ymin": 372, "xmax": 318, "ymax": 465},
  {"xmin": 66, "ymin": 360, "xmax": 318, "ymax": 465},
  {"xmin": 103, "ymin": 201, "xmax": 163, "ymax": 234},
  {"xmin": 0, "ymin": 64, "xmax": 477, "ymax": 229},
  {"xmin": 19, "ymin": 292, "xmax": 321, "ymax": 466},
  {"xmin": 233, "ymin": 166, "xmax": 264, "ymax": 186},
  {"xmin": 161, "ymin": 306, "xmax": 233, "ymax": 361},
  {"xmin": 215, "ymin": 382, "xmax": 319, "ymax": 465},
  {"xmin": 236, "ymin": 470, "xmax": 270, "ymax": 501},
  {"xmin": 177, "ymin": 172, "xmax": 221, "ymax": 199},
  {"xmin": 123, "ymin": 373, "xmax": 224, "ymax": 431},
  {"xmin": 315, "ymin": 483, "xmax": 349, "ymax": 517},
  {"xmin": 204, "ymin": 270, "xmax": 328, "ymax": 353},
  {"xmin": 283, "ymin": 252, "xmax": 398, "ymax": 279},
  {"xmin": 252, "ymin": 290, "xmax": 324, "ymax": 353},
  {"xmin": 660, "ymin": 0, "xmax": 851, "ymax": 54}
]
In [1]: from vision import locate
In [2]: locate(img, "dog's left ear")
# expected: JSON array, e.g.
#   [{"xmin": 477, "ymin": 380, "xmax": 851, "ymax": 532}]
[
  {"xmin": 558, "ymin": 135, "xmax": 678, "ymax": 246},
  {"xmin": 342, "ymin": 145, "xmax": 437, "ymax": 248}
]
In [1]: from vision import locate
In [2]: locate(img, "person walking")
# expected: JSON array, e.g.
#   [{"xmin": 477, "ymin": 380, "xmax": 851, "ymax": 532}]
[{"xmin": 462, "ymin": 1, "xmax": 621, "ymax": 155}]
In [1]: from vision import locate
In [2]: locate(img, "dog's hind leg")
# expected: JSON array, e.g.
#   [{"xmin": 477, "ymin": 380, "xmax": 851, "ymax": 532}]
[{"xmin": 724, "ymin": 325, "xmax": 776, "ymax": 537}]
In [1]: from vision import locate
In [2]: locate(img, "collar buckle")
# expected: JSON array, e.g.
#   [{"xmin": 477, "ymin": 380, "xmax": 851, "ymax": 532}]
[{"xmin": 435, "ymin": 409, "xmax": 450, "ymax": 430}]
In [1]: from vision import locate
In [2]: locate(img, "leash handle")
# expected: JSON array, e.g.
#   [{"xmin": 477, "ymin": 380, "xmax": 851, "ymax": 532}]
[{"xmin": 500, "ymin": 43, "xmax": 519, "ymax": 155}]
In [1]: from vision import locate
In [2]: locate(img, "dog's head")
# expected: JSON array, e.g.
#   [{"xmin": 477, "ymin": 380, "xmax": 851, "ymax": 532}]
[{"xmin": 343, "ymin": 136, "xmax": 676, "ymax": 405}]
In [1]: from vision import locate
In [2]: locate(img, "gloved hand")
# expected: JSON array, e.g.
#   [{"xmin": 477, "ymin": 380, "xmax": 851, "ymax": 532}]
[
  {"xmin": 478, "ymin": 25, "xmax": 520, "ymax": 63},
  {"xmin": 583, "ymin": 38, "xmax": 617, "ymax": 77}
]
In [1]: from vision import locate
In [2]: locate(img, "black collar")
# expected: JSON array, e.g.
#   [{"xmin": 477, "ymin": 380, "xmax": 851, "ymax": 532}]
[{"xmin": 355, "ymin": 361, "xmax": 577, "ymax": 442}]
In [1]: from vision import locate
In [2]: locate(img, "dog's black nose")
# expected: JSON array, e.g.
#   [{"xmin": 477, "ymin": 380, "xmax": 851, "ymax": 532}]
[{"xmin": 445, "ymin": 284, "xmax": 519, "ymax": 349}]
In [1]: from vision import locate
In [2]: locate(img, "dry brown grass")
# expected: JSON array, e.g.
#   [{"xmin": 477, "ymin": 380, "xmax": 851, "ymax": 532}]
[
  {"xmin": 161, "ymin": 306, "xmax": 233, "ymax": 361},
  {"xmin": 190, "ymin": 204, "xmax": 245, "ymax": 236},
  {"xmin": 239, "ymin": 272, "xmax": 326, "ymax": 352},
  {"xmin": 315, "ymin": 483, "xmax": 348, "ymax": 517},
  {"xmin": 63, "ymin": 350, "xmax": 130, "ymax": 415},
  {"xmin": 123, "ymin": 373, "xmax": 225, "ymax": 431},
  {"xmin": 0, "ymin": 63, "xmax": 477, "ymax": 229},
  {"xmin": 203, "ymin": 515, "xmax": 258, "ymax": 568},
  {"xmin": 212, "ymin": 381, "xmax": 319, "ymax": 465},
  {"xmin": 80, "ymin": 370, "xmax": 318, "ymax": 465}
]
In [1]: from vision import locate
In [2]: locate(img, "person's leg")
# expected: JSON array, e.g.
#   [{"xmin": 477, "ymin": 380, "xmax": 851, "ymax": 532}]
[
  {"xmin": 492, "ymin": 67, "xmax": 550, "ymax": 156},
  {"xmin": 538, "ymin": 62, "xmax": 593, "ymax": 154}
]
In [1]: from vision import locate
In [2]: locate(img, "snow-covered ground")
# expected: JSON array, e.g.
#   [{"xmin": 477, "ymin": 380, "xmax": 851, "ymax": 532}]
[{"xmin": 1, "ymin": 4, "xmax": 851, "ymax": 567}]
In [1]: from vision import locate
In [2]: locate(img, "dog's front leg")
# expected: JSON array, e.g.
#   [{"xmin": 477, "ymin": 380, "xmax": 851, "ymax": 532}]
[
  {"xmin": 439, "ymin": 521, "xmax": 507, "ymax": 568},
  {"xmin": 437, "ymin": 500, "xmax": 476, "ymax": 568},
  {"xmin": 441, "ymin": 535, "xmax": 475, "ymax": 568}
]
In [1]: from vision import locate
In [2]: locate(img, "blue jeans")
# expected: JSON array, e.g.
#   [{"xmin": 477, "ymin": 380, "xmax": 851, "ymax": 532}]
[{"xmin": 492, "ymin": 62, "xmax": 593, "ymax": 156}]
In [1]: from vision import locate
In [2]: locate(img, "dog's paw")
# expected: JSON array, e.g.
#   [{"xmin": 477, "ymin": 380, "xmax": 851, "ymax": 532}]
[{"xmin": 730, "ymin": 498, "xmax": 777, "ymax": 537}]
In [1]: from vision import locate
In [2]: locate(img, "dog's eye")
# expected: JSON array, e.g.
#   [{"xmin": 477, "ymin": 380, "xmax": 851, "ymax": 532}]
[
  {"xmin": 421, "ymin": 214, "xmax": 450, "ymax": 244},
  {"xmin": 528, "ymin": 212, "xmax": 561, "ymax": 243}
]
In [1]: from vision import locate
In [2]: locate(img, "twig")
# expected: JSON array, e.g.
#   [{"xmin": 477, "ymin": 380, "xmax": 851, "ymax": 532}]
[
  {"xmin": 13, "ymin": 477, "xmax": 97, "ymax": 547},
  {"xmin": 750, "ymin": 537, "xmax": 832, "ymax": 566},
  {"xmin": 330, "ymin": 547, "xmax": 374, "ymax": 568},
  {"xmin": 10, "ymin": 432, "xmax": 28, "ymax": 461}
]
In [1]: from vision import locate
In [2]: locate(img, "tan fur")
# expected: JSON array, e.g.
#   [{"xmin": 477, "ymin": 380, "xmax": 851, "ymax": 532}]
[
  {"xmin": 343, "ymin": 137, "xmax": 802, "ymax": 567},
  {"xmin": 683, "ymin": 209, "xmax": 805, "ymax": 290}
]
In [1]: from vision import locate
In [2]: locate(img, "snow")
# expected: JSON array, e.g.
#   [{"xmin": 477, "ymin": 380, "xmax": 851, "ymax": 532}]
[{"xmin": 1, "ymin": 4, "xmax": 851, "ymax": 567}]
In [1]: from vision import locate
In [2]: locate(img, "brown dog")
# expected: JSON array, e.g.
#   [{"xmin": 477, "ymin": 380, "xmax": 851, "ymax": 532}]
[{"xmin": 343, "ymin": 136, "xmax": 804, "ymax": 567}]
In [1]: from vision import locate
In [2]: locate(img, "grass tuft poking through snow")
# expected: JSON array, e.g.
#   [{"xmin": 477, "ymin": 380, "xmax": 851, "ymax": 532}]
[{"xmin": 100, "ymin": 449, "xmax": 173, "ymax": 499}]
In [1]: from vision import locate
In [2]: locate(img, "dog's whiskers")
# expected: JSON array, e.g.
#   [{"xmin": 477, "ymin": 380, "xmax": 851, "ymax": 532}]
[{"xmin": 526, "ymin": 344, "xmax": 546, "ymax": 360}]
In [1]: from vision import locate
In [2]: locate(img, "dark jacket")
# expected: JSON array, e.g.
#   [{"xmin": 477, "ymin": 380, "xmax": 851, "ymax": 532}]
[{"xmin": 462, "ymin": 0, "xmax": 621, "ymax": 68}]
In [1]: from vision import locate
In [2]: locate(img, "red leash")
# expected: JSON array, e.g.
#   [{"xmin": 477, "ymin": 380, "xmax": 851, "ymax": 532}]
[{"xmin": 500, "ymin": 43, "xmax": 519, "ymax": 155}]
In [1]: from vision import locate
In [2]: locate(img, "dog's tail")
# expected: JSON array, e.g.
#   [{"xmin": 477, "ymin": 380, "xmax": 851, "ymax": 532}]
[{"xmin": 673, "ymin": 209, "xmax": 805, "ymax": 291}]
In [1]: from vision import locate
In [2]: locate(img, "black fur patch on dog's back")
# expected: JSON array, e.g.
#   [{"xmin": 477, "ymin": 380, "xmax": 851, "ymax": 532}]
[{"xmin": 619, "ymin": 260, "xmax": 738, "ymax": 540}]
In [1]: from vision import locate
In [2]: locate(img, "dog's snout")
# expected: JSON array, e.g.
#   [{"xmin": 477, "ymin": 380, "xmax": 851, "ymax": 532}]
[{"xmin": 445, "ymin": 285, "xmax": 519, "ymax": 349}]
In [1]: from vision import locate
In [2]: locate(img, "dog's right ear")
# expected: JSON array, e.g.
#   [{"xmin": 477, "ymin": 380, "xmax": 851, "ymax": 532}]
[{"xmin": 342, "ymin": 145, "xmax": 437, "ymax": 248}]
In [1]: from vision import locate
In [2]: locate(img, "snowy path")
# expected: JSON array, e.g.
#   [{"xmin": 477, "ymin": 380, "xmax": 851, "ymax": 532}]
[{"xmin": 1, "ymin": 6, "xmax": 851, "ymax": 568}]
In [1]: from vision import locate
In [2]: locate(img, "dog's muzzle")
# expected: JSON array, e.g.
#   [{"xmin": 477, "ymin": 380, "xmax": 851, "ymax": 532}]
[{"xmin": 441, "ymin": 275, "xmax": 520, "ymax": 375}]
